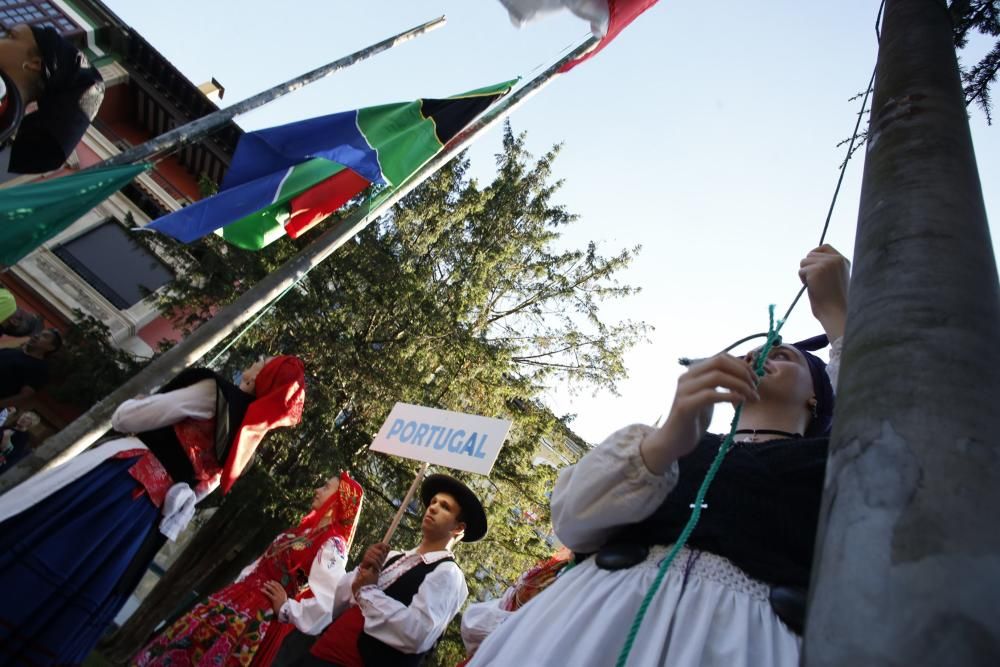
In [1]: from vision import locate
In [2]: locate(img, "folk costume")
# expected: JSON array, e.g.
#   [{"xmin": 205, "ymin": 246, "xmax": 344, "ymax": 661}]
[
  {"xmin": 0, "ymin": 356, "xmax": 305, "ymax": 666},
  {"xmin": 469, "ymin": 339, "xmax": 841, "ymax": 667},
  {"xmin": 458, "ymin": 550, "xmax": 572, "ymax": 666},
  {"xmin": 133, "ymin": 472, "xmax": 364, "ymax": 667},
  {"xmin": 289, "ymin": 474, "xmax": 487, "ymax": 667}
]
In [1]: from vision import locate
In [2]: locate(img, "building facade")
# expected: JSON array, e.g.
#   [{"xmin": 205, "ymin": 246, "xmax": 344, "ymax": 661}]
[
  {"xmin": 1, "ymin": 0, "xmax": 240, "ymax": 429},
  {"xmin": 1, "ymin": 0, "xmax": 239, "ymax": 358}
]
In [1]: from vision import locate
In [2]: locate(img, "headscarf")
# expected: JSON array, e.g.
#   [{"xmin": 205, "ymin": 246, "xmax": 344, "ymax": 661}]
[
  {"xmin": 502, "ymin": 548, "xmax": 573, "ymax": 612},
  {"xmin": 220, "ymin": 355, "xmax": 305, "ymax": 493},
  {"xmin": 298, "ymin": 470, "xmax": 365, "ymax": 546},
  {"xmin": 790, "ymin": 334, "xmax": 835, "ymax": 438},
  {"xmin": 8, "ymin": 27, "xmax": 104, "ymax": 174}
]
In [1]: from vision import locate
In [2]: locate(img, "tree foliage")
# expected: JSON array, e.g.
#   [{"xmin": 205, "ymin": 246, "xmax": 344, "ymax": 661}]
[
  {"xmin": 952, "ymin": 0, "xmax": 1000, "ymax": 123},
  {"xmin": 47, "ymin": 311, "xmax": 145, "ymax": 408}
]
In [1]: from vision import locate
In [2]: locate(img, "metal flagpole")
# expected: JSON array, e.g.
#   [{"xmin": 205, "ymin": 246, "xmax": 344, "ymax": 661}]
[
  {"xmin": 94, "ymin": 16, "xmax": 447, "ymax": 169},
  {"xmin": 0, "ymin": 34, "xmax": 600, "ymax": 493}
]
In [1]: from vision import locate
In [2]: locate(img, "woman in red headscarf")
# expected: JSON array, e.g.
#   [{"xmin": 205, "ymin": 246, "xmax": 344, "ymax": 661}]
[
  {"xmin": 0, "ymin": 355, "xmax": 306, "ymax": 666},
  {"xmin": 133, "ymin": 471, "xmax": 364, "ymax": 667}
]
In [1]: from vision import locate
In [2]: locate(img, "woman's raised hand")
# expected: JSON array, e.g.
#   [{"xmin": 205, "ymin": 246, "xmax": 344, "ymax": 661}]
[
  {"xmin": 640, "ymin": 354, "xmax": 761, "ymax": 474},
  {"xmin": 799, "ymin": 245, "xmax": 850, "ymax": 341}
]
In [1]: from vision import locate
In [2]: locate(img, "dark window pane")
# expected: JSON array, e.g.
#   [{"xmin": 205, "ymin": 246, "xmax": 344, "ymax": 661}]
[
  {"xmin": 54, "ymin": 221, "xmax": 174, "ymax": 310},
  {"xmin": 0, "ymin": 0, "xmax": 78, "ymax": 33}
]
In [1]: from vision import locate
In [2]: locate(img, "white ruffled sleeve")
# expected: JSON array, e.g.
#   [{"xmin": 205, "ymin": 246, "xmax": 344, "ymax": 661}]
[
  {"xmin": 279, "ymin": 535, "xmax": 351, "ymax": 634},
  {"xmin": 354, "ymin": 559, "xmax": 468, "ymax": 653},
  {"xmin": 551, "ymin": 424, "xmax": 679, "ymax": 553},
  {"xmin": 111, "ymin": 379, "xmax": 216, "ymax": 433},
  {"xmin": 461, "ymin": 598, "xmax": 513, "ymax": 655}
]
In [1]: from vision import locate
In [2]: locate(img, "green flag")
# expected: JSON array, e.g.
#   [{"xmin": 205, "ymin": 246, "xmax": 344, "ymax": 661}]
[{"xmin": 0, "ymin": 163, "xmax": 150, "ymax": 266}]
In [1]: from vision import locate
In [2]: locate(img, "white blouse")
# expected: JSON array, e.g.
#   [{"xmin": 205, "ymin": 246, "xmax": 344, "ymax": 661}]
[
  {"xmin": 111, "ymin": 379, "xmax": 216, "ymax": 434},
  {"xmin": 553, "ymin": 336, "xmax": 842, "ymax": 553},
  {"xmin": 281, "ymin": 548, "xmax": 468, "ymax": 655},
  {"xmin": 277, "ymin": 535, "xmax": 352, "ymax": 634},
  {"xmin": 0, "ymin": 379, "xmax": 222, "ymax": 530}
]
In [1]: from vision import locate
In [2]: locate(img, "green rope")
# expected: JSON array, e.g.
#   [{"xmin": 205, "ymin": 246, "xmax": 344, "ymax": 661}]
[{"xmin": 614, "ymin": 305, "xmax": 786, "ymax": 667}]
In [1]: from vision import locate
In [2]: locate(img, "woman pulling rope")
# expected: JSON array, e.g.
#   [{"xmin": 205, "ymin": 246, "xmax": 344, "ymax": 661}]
[{"xmin": 468, "ymin": 245, "xmax": 849, "ymax": 667}]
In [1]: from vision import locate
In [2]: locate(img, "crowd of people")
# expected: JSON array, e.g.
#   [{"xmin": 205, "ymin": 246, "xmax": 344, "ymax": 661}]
[
  {"xmin": 0, "ymin": 244, "xmax": 850, "ymax": 666},
  {"xmin": 0, "ymin": 285, "xmax": 58, "ymax": 472},
  {"xmin": 2, "ymin": 20, "xmax": 107, "ymax": 471}
]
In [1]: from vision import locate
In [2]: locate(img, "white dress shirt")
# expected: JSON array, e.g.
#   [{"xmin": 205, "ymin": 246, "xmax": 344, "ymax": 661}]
[{"xmin": 281, "ymin": 547, "xmax": 468, "ymax": 655}]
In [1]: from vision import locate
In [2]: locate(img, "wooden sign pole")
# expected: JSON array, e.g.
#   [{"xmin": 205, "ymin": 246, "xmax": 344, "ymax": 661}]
[{"xmin": 381, "ymin": 461, "xmax": 430, "ymax": 544}]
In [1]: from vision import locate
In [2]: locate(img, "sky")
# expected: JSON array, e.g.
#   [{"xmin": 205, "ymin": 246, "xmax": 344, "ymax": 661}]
[{"xmin": 106, "ymin": 0, "xmax": 1000, "ymax": 444}]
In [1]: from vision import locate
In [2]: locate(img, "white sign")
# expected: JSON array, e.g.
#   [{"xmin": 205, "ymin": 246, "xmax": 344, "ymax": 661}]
[{"xmin": 369, "ymin": 402, "xmax": 513, "ymax": 475}]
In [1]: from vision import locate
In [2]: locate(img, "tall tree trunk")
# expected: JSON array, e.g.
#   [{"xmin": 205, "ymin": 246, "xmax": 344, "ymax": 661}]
[
  {"xmin": 802, "ymin": 1, "xmax": 1000, "ymax": 665},
  {"xmin": 100, "ymin": 482, "xmax": 283, "ymax": 664}
]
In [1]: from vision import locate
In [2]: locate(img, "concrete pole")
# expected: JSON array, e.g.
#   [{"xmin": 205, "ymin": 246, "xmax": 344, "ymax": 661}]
[{"xmin": 802, "ymin": 1, "xmax": 1000, "ymax": 665}]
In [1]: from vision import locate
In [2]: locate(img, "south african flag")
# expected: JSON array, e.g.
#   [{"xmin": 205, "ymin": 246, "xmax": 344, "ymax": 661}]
[{"xmin": 148, "ymin": 80, "xmax": 516, "ymax": 249}]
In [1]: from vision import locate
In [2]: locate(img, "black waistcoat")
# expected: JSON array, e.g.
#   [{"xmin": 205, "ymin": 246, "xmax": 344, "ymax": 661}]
[
  {"xmin": 129, "ymin": 367, "xmax": 254, "ymax": 486},
  {"xmin": 113, "ymin": 368, "xmax": 252, "ymax": 594},
  {"xmin": 606, "ymin": 433, "xmax": 829, "ymax": 588},
  {"xmin": 356, "ymin": 553, "xmax": 456, "ymax": 667}
]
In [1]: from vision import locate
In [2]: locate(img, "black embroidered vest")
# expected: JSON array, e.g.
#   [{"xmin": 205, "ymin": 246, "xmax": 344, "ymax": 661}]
[
  {"xmin": 130, "ymin": 368, "xmax": 254, "ymax": 487},
  {"xmin": 605, "ymin": 433, "xmax": 829, "ymax": 588},
  {"xmin": 356, "ymin": 553, "xmax": 456, "ymax": 667}
]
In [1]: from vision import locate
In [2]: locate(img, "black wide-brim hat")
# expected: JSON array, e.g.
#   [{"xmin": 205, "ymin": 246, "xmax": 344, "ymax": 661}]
[{"xmin": 420, "ymin": 473, "xmax": 487, "ymax": 543}]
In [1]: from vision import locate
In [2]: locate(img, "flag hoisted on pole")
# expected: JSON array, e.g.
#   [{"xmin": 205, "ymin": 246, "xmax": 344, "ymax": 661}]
[
  {"xmin": 498, "ymin": 0, "xmax": 659, "ymax": 71},
  {"xmin": 0, "ymin": 17, "xmax": 446, "ymax": 267},
  {"xmin": 145, "ymin": 80, "xmax": 517, "ymax": 249},
  {"xmin": 0, "ymin": 33, "xmax": 601, "ymax": 494},
  {"xmin": 97, "ymin": 16, "xmax": 447, "ymax": 169}
]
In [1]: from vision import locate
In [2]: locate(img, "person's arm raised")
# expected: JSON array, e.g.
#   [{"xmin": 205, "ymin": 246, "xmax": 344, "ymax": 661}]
[
  {"xmin": 799, "ymin": 244, "xmax": 850, "ymax": 342},
  {"xmin": 552, "ymin": 354, "xmax": 760, "ymax": 553},
  {"xmin": 639, "ymin": 354, "xmax": 760, "ymax": 475}
]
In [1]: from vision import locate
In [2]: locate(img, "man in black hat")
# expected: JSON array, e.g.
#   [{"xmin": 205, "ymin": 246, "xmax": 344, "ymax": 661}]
[
  {"xmin": 0, "ymin": 23, "xmax": 103, "ymax": 181},
  {"xmin": 264, "ymin": 473, "xmax": 488, "ymax": 667}
]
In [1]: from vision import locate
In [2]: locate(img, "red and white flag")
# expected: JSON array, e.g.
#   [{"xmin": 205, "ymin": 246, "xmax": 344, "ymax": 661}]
[{"xmin": 498, "ymin": 0, "xmax": 659, "ymax": 71}]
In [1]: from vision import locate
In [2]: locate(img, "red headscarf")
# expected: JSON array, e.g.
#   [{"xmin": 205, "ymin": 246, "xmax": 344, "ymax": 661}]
[
  {"xmin": 249, "ymin": 471, "xmax": 364, "ymax": 667},
  {"xmin": 220, "ymin": 355, "xmax": 306, "ymax": 493},
  {"xmin": 299, "ymin": 470, "xmax": 365, "ymax": 542}
]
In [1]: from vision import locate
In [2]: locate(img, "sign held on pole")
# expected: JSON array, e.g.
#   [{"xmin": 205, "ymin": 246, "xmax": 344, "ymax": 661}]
[{"xmin": 370, "ymin": 402, "xmax": 512, "ymax": 475}]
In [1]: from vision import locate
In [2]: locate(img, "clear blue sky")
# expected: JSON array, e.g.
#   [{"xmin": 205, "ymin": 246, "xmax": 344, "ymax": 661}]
[{"xmin": 108, "ymin": 0, "xmax": 1000, "ymax": 443}]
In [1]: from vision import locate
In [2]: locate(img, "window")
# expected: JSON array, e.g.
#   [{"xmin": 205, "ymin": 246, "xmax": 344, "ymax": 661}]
[
  {"xmin": 0, "ymin": 1, "xmax": 80, "ymax": 37},
  {"xmin": 54, "ymin": 221, "xmax": 174, "ymax": 310}
]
